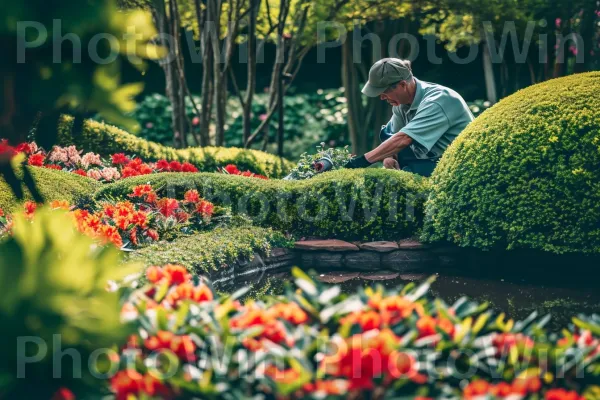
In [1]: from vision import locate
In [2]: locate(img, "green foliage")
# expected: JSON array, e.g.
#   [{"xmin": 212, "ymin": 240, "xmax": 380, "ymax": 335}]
[
  {"xmin": 0, "ymin": 209, "xmax": 140, "ymax": 398},
  {"xmin": 0, "ymin": 165, "xmax": 100, "ymax": 213},
  {"xmin": 423, "ymin": 72, "xmax": 600, "ymax": 254},
  {"xmin": 96, "ymin": 168, "xmax": 431, "ymax": 241},
  {"xmin": 1, "ymin": 0, "xmax": 162, "ymax": 138},
  {"xmin": 127, "ymin": 226, "xmax": 291, "ymax": 275},
  {"xmin": 57, "ymin": 115, "xmax": 294, "ymax": 178},
  {"xmin": 125, "ymin": 93, "xmax": 203, "ymax": 146},
  {"xmin": 284, "ymin": 142, "xmax": 352, "ymax": 180},
  {"xmin": 128, "ymin": 89, "xmax": 349, "ymax": 160}
]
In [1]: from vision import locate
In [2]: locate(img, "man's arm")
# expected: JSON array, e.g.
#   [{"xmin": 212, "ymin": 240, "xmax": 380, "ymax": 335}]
[{"xmin": 364, "ymin": 132, "xmax": 413, "ymax": 163}]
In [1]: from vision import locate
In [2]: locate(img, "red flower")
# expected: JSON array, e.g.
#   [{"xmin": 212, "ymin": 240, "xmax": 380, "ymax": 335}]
[
  {"xmin": 175, "ymin": 211, "xmax": 190, "ymax": 223},
  {"xmin": 52, "ymin": 387, "xmax": 75, "ymax": 400},
  {"xmin": 169, "ymin": 161, "xmax": 182, "ymax": 172},
  {"xmin": 157, "ymin": 198, "xmax": 179, "ymax": 217},
  {"xmin": 192, "ymin": 116, "xmax": 200, "ymax": 126},
  {"xmin": 138, "ymin": 163, "xmax": 153, "ymax": 175},
  {"xmin": 0, "ymin": 140, "xmax": 17, "ymax": 160},
  {"xmin": 45, "ymin": 164, "xmax": 63, "ymax": 170},
  {"xmin": 24, "ymin": 201, "xmax": 37, "ymax": 217},
  {"xmin": 183, "ymin": 189, "xmax": 200, "ymax": 203},
  {"xmin": 73, "ymin": 169, "xmax": 87, "ymax": 177},
  {"xmin": 110, "ymin": 370, "xmax": 143, "ymax": 400},
  {"xmin": 224, "ymin": 164, "xmax": 240, "ymax": 175},
  {"xmin": 144, "ymin": 331, "xmax": 197, "ymax": 362},
  {"xmin": 545, "ymin": 389, "xmax": 584, "ymax": 400},
  {"xmin": 111, "ymin": 153, "xmax": 130, "ymax": 165},
  {"xmin": 181, "ymin": 162, "xmax": 198, "ymax": 172},
  {"xmin": 195, "ymin": 200, "xmax": 214, "ymax": 218},
  {"xmin": 15, "ymin": 143, "xmax": 32, "ymax": 155},
  {"xmin": 146, "ymin": 229, "xmax": 159, "ymax": 241},
  {"xmin": 131, "ymin": 185, "xmax": 153, "ymax": 198},
  {"xmin": 120, "ymin": 167, "xmax": 139, "ymax": 178},
  {"xmin": 28, "ymin": 153, "xmax": 45, "ymax": 166},
  {"xmin": 156, "ymin": 159, "xmax": 170, "ymax": 172}
]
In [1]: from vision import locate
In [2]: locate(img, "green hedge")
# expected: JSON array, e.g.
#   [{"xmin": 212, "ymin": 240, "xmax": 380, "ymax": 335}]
[
  {"xmin": 127, "ymin": 226, "xmax": 289, "ymax": 275},
  {"xmin": 423, "ymin": 72, "xmax": 600, "ymax": 254},
  {"xmin": 0, "ymin": 166, "xmax": 100, "ymax": 212},
  {"xmin": 57, "ymin": 115, "xmax": 294, "ymax": 178},
  {"xmin": 96, "ymin": 168, "xmax": 431, "ymax": 241}
]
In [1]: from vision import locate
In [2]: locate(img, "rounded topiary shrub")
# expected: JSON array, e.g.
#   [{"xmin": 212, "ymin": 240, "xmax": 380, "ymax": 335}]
[{"xmin": 423, "ymin": 72, "xmax": 600, "ymax": 254}]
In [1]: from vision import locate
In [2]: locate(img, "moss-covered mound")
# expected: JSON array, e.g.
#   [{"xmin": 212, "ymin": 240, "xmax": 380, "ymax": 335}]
[
  {"xmin": 57, "ymin": 116, "xmax": 294, "ymax": 178},
  {"xmin": 97, "ymin": 168, "xmax": 431, "ymax": 241},
  {"xmin": 423, "ymin": 72, "xmax": 600, "ymax": 254},
  {"xmin": 127, "ymin": 226, "xmax": 289, "ymax": 275},
  {"xmin": 0, "ymin": 166, "xmax": 100, "ymax": 212}
]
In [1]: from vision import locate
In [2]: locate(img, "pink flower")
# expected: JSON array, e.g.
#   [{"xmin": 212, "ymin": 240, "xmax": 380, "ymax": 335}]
[
  {"xmin": 146, "ymin": 122, "xmax": 154, "ymax": 129},
  {"xmin": 87, "ymin": 169, "xmax": 102, "ymax": 180},
  {"xmin": 99, "ymin": 167, "xmax": 121, "ymax": 181},
  {"xmin": 81, "ymin": 152, "xmax": 102, "ymax": 168},
  {"xmin": 259, "ymin": 114, "xmax": 267, "ymax": 121},
  {"xmin": 192, "ymin": 117, "xmax": 200, "ymax": 126},
  {"xmin": 569, "ymin": 46, "xmax": 578, "ymax": 56},
  {"xmin": 48, "ymin": 147, "xmax": 68, "ymax": 164},
  {"xmin": 555, "ymin": 18, "xmax": 561, "ymax": 28}
]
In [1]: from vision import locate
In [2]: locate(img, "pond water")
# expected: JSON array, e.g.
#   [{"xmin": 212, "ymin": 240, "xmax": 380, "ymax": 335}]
[{"xmin": 220, "ymin": 255, "xmax": 600, "ymax": 332}]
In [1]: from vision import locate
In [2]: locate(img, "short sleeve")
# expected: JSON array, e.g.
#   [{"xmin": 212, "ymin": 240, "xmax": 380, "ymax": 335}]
[{"xmin": 400, "ymin": 102, "xmax": 449, "ymax": 153}]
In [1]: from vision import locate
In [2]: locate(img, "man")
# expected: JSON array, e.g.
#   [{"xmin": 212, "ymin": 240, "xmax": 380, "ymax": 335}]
[{"xmin": 344, "ymin": 58, "xmax": 474, "ymax": 176}]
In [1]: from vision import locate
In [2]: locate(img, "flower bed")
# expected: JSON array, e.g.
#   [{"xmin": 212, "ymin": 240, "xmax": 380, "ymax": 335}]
[
  {"xmin": 57, "ymin": 115, "xmax": 294, "ymax": 178},
  {"xmin": 109, "ymin": 265, "xmax": 599, "ymax": 399},
  {"xmin": 96, "ymin": 168, "xmax": 431, "ymax": 241}
]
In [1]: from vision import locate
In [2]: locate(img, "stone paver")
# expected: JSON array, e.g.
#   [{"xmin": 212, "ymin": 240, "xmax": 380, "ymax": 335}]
[
  {"xmin": 295, "ymin": 239, "xmax": 359, "ymax": 251},
  {"xmin": 316, "ymin": 272, "xmax": 360, "ymax": 283},
  {"xmin": 359, "ymin": 272, "xmax": 400, "ymax": 281},
  {"xmin": 398, "ymin": 239, "xmax": 429, "ymax": 250},
  {"xmin": 359, "ymin": 241, "xmax": 399, "ymax": 252}
]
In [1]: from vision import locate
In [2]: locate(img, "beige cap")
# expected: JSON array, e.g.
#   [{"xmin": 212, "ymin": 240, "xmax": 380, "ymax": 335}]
[{"xmin": 361, "ymin": 58, "xmax": 413, "ymax": 97}]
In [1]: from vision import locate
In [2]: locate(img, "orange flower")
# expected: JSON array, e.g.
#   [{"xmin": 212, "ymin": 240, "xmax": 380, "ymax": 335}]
[
  {"xmin": 268, "ymin": 302, "xmax": 308, "ymax": 325},
  {"xmin": 146, "ymin": 266, "xmax": 165, "ymax": 283},
  {"xmin": 165, "ymin": 282, "xmax": 213, "ymax": 307},
  {"xmin": 131, "ymin": 184, "xmax": 154, "ymax": 198},
  {"xmin": 368, "ymin": 294, "xmax": 422, "ymax": 324},
  {"xmin": 340, "ymin": 310, "xmax": 382, "ymax": 332},
  {"xmin": 416, "ymin": 315, "xmax": 455, "ymax": 339},
  {"xmin": 50, "ymin": 200, "xmax": 70, "ymax": 210},
  {"xmin": 302, "ymin": 379, "xmax": 347, "ymax": 395},
  {"xmin": 321, "ymin": 329, "xmax": 421, "ymax": 390},
  {"xmin": 146, "ymin": 229, "xmax": 159, "ymax": 241},
  {"xmin": 265, "ymin": 366, "xmax": 301, "ymax": 385},
  {"xmin": 492, "ymin": 333, "xmax": 534, "ymax": 358},
  {"xmin": 230, "ymin": 307, "xmax": 288, "ymax": 347},
  {"xmin": 110, "ymin": 370, "xmax": 143, "ymax": 400},
  {"xmin": 463, "ymin": 379, "xmax": 492, "ymax": 398},
  {"xmin": 162, "ymin": 264, "xmax": 191, "ymax": 285},
  {"xmin": 157, "ymin": 198, "xmax": 179, "ymax": 217},
  {"xmin": 144, "ymin": 331, "xmax": 197, "ymax": 362}
]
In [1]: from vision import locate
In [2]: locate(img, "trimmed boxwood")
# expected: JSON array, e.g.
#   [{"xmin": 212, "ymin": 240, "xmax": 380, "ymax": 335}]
[
  {"xmin": 127, "ymin": 226, "xmax": 289, "ymax": 275},
  {"xmin": 57, "ymin": 115, "xmax": 294, "ymax": 178},
  {"xmin": 422, "ymin": 72, "xmax": 600, "ymax": 254},
  {"xmin": 0, "ymin": 166, "xmax": 100, "ymax": 212},
  {"xmin": 96, "ymin": 168, "xmax": 431, "ymax": 241}
]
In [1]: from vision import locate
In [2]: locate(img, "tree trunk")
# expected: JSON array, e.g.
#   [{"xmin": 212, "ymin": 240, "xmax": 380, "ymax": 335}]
[
  {"xmin": 341, "ymin": 36, "xmax": 368, "ymax": 155},
  {"xmin": 481, "ymin": 39, "xmax": 498, "ymax": 104},
  {"xmin": 195, "ymin": 0, "xmax": 213, "ymax": 146},
  {"xmin": 242, "ymin": 0, "xmax": 258, "ymax": 144}
]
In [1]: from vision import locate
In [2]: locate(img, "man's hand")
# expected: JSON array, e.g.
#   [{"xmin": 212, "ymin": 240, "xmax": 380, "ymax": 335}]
[
  {"xmin": 344, "ymin": 155, "xmax": 373, "ymax": 169},
  {"xmin": 383, "ymin": 157, "xmax": 400, "ymax": 170}
]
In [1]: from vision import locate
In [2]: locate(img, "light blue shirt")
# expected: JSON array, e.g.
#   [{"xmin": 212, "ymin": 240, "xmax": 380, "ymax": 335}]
[{"xmin": 381, "ymin": 78, "xmax": 474, "ymax": 159}]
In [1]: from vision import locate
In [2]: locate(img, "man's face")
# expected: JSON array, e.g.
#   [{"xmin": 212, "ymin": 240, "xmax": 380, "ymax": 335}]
[{"xmin": 379, "ymin": 81, "xmax": 411, "ymax": 106}]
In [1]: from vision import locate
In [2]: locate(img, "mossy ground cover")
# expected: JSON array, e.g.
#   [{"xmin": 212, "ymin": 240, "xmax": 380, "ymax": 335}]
[
  {"xmin": 0, "ymin": 166, "xmax": 100, "ymax": 212},
  {"xmin": 423, "ymin": 72, "xmax": 600, "ymax": 254}
]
